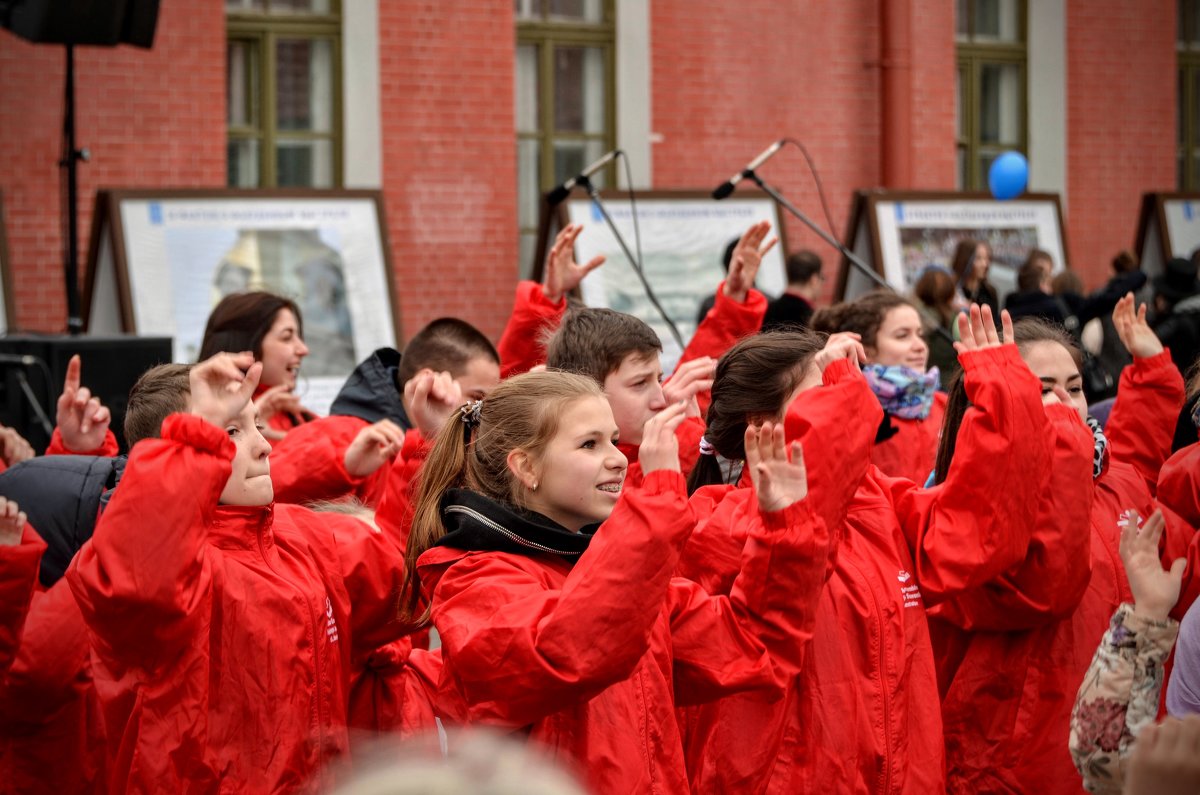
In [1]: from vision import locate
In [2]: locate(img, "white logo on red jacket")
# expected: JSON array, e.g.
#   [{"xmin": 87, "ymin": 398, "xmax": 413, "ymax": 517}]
[
  {"xmin": 898, "ymin": 570, "xmax": 922, "ymax": 608},
  {"xmin": 325, "ymin": 597, "xmax": 339, "ymax": 644}
]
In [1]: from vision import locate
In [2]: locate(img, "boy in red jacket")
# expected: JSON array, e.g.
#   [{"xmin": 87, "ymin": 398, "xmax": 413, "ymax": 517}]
[{"xmin": 67, "ymin": 354, "xmax": 416, "ymax": 794}]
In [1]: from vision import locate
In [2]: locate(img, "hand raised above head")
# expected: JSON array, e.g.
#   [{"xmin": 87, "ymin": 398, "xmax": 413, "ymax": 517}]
[
  {"xmin": 953, "ymin": 303, "xmax": 1013, "ymax": 356},
  {"xmin": 56, "ymin": 354, "xmax": 114, "ymax": 453},
  {"xmin": 405, "ymin": 369, "xmax": 465, "ymax": 440},
  {"xmin": 544, "ymin": 223, "xmax": 605, "ymax": 304},
  {"xmin": 1112, "ymin": 292, "xmax": 1165, "ymax": 360},
  {"xmin": 723, "ymin": 221, "xmax": 778, "ymax": 303},
  {"xmin": 1118, "ymin": 509, "xmax": 1185, "ymax": 622},
  {"xmin": 190, "ymin": 352, "xmax": 262, "ymax": 429}
]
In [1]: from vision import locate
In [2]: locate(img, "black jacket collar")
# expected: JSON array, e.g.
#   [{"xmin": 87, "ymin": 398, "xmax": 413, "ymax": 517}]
[{"xmin": 434, "ymin": 489, "xmax": 594, "ymax": 560}]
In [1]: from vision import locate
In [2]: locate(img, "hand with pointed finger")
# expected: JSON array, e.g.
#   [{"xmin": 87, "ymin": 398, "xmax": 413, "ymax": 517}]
[
  {"xmin": 953, "ymin": 304, "xmax": 1014, "ymax": 356},
  {"xmin": 0, "ymin": 426, "xmax": 34, "ymax": 466},
  {"xmin": 814, "ymin": 332, "xmax": 867, "ymax": 373},
  {"xmin": 544, "ymin": 223, "xmax": 605, "ymax": 304},
  {"xmin": 723, "ymin": 221, "xmax": 778, "ymax": 303},
  {"xmin": 0, "ymin": 497, "xmax": 26, "ymax": 547},
  {"xmin": 56, "ymin": 354, "xmax": 114, "ymax": 453},
  {"xmin": 405, "ymin": 369, "xmax": 465, "ymax": 440},
  {"xmin": 344, "ymin": 419, "xmax": 406, "ymax": 478},
  {"xmin": 638, "ymin": 402, "xmax": 688, "ymax": 474},
  {"xmin": 1113, "ymin": 292, "xmax": 1165, "ymax": 360},
  {"xmin": 190, "ymin": 352, "xmax": 262, "ymax": 428},
  {"xmin": 1119, "ymin": 509, "xmax": 1185, "ymax": 622},
  {"xmin": 745, "ymin": 421, "xmax": 808, "ymax": 512},
  {"xmin": 662, "ymin": 357, "xmax": 716, "ymax": 419}
]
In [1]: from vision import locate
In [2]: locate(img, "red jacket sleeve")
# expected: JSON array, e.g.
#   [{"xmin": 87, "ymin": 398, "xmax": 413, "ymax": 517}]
[
  {"xmin": 375, "ymin": 429, "xmax": 433, "ymax": 555},
  {"xmin": 885, "ymin": 345, "xmax": 1051, "ymax": 604},
  {"xmin": 1159, "ymin": 443, "xmax": 1200, "ymax": 529},
  {"xmin": 0, "ymin": 525, "xmax": 46, "ymax": 678},
  {"xmin": 268, "ymin": 415, "xmax": 369, "ymax": 505},
  {"xmin": 67, "ymin": 413, "xmax": 225, "ymax": 667},
  {"xmin": 45, "ymin": 427, "xmax": 119, "ymax": 457},
  {"xmin": 677, "ymin": 282, "xmax": 768, "ymax": 415},
  {"xmin": 497, "ymin": 281, "xmax": 567, "ymax": 379},
  {"xmin": 671, "ymin": 498, "xmax": 828, "ymax": 706},
  {"xmin": 427, "ymin": 470, "xmax": 695, "ymax": 728},
  {"xmin": 929, "ymin": 404, "xmax": 1096, "ymax": 630},
  {"xmin": 0, "ymin": 578, "xmax": 91, "ymax": 714},
  {"xmin": 1105, "ymin": 350, "xmax": 1186, "ymax": 496}
]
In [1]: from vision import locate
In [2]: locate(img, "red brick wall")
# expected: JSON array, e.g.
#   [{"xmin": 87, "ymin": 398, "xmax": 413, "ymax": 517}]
[
  {"xmin": 649, "ymin": 0, "xmax": 955, "ymax": 301},
  {"xmin": 0, "ymin": 0, "xmax": 226, "ymax": 332},
  {"xmin": 1066, "ymin": 0, "xmax": 1175, "ymax": 286},
  {"xmin": 377, "ymin": 2, "xmax": 518, "ymax": 342}
]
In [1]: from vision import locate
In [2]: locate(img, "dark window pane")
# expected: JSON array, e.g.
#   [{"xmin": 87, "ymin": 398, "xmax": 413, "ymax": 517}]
[
  {"xmin": 553, "ymin": 46, "xmax": 606, "ymax": 133},
  {"xmin": 275, "ymin": 38, "xmax": 334, "ymax": 133},
  {"xmin": 276, "ymin": 139, "xmax": 333, "ymax": 187}
]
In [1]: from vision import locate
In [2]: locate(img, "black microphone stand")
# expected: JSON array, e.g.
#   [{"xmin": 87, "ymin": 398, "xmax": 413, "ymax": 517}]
[
  {"xmin": 742, "ymin": 170, "xmax": 956, "ymax": 346},
  {"xmin": 573, "ymin": 176, "xmax": 685, "ymax": 350}
]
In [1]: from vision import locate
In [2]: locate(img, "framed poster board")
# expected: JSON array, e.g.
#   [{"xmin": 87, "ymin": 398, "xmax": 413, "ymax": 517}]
[
  {"xmin": 0, "ymin": 192, "xmax": 15, "ymax": 335},
  {"xmin": 553, "ymin": 190, "xmax": 788, "ymax": 368},
  {"xmin": 840, "ymin": 190, "xmax": 1070, "ymax": 303},
  {"xmin": 84, "ymin": 189, "xmax": 400, "ymax": 416},
  {"xmin": 1135, "ymin": 192, "xmax": 1200, "ymax": 280}
]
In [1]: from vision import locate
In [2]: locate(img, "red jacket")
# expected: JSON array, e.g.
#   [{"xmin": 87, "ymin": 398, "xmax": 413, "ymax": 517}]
[
  {"xmin": 418, "ymin": 469, "xmax": 826, "ymax": 795},
  {"xmin": 267, "ymin": 414, "xmax": 397, "ymax": 507},
  {"xmin": 496, "ymin": 281, "xmax": 567, "ymax": 379},
  {"xmin": 678, "ymin": 345, "xmax": 1051, "ymax": 794},
  {"xmin": 67, "ymin": 414, "xmax": 411, "ymax": 794},
  {"xmin": 932, "ymin": 351, "xmax": 1186, "ymax": 795},
  {"xmin": 870, "ymin": 391, "xmax": 948, "ymax": 484}
]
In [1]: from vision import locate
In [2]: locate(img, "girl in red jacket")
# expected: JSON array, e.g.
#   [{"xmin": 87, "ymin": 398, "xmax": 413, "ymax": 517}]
[
  {"xmin": 929, "ymin": 296, "xmax": 1186, "ymax": 795},
  {"xmin": 812, "ymin": 291, "xmax": 948, "ymax": 484},
  {"xmin": 401, "ymin": 370, "xmax": 828, "ymax": 795},
  {"xmin": 680, "ymin": 305, "xmax": 1058, "ymax": 794}
]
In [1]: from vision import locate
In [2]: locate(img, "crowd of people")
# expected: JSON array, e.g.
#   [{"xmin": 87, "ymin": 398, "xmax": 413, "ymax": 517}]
[{"xmin": 0, "ymin": 221, "xmax": 1198, "ymax": 794}]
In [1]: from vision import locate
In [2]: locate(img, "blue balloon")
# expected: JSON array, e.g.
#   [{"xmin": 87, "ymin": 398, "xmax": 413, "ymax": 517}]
[{"xmin": 988, "ymin": 151, "xmax": 1029, "ymax": 200}]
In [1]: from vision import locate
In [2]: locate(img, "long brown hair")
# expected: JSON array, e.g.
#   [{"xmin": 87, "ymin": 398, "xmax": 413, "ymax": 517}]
[
  {"xmin": 400, "ymin": 371, "xmax": 604, "ymax": 624},
  {"xmin": 932, "ymin": 317, "xmax": 1081, "ymax": 484},
  {"xmin": 199, "ymin": 291, "xmax": 303, "ymax": 362},
  {"xmin": 687, "ymin": 330, "xmax": 825, "ymax": 494}
]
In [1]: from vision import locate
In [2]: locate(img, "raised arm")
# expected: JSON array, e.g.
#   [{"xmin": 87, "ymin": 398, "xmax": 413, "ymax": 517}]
[
  {"xmin": 47, "ymin": 354, "xmax": 118, "ymax": 457},
  {"xmin": 1105, "ymin": 295, "xmax": 1186, "ymax": 494}
]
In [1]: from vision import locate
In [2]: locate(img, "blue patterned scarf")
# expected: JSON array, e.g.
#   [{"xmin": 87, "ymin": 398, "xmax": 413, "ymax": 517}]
[{"xmin": 862, "ymin": 365, "xmax": 940, "ymax": 420}]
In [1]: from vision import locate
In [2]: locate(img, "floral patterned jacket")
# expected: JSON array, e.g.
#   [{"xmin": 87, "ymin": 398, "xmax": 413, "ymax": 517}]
[{"xmin": 1069, "ymin": 603, "xmax": 1179, "ymax": 794}]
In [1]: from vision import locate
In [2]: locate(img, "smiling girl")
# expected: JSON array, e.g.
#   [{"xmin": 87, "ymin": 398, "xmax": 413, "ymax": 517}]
[{"xmin": 401, "ymin": 370, "xmax": 829, "ymax": 794}]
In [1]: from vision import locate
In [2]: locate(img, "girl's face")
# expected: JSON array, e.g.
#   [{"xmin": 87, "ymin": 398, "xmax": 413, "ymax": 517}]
[
  {"xmin": 517, "ymin": 396, "xmax": 629, "ymax": 532},
  {"xmin": 259, "ymin": 309, "xmax": 309, "ymax": 390},
  {"xmin": 867, "ymin": 306, "xmax": 929, "ymax": 372},
  {"xmin": 973, "ymin": 244, "xmax": 991, "ymax": 280},
  {"xmin": 1020, "ymin": 341, "xmax": 1088, "ymax": 421}
]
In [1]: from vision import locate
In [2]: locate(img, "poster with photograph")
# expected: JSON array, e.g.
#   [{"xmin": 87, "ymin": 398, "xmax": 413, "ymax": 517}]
[
  {"xmin": 561, "ymin": 191, "xmax": 787, "ymax": 369},
  {"xmin": 85, "ymin": 190, "xmax": 399, "ymax": 415},
  {"xmin": 841, "ymin": 191, "xmax": 1069, "ymax": 303},
  {"xmin": 1136, "ymin": 193, "xmax": 1200, "ymax": 281}
]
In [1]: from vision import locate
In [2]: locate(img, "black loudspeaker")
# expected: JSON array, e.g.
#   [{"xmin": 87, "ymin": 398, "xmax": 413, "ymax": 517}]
[
  {"xmin": 0, "ymin": 0, "xmax": 160, "ymax": 48},
  {"xmin": 0, "ymin": 335, "xmax": 172, "ymax": 455}
]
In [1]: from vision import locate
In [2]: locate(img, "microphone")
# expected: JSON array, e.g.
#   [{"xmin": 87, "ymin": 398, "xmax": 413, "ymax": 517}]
[
  {"xmin": 712, "ymin": 140, "xmax": 785, "ymax": 200},
  {"xmin": 547, "ymin": 149, "xmax": 622, "ymax": 205},
  {"xmin": 0, "ymin": 354, "xmax": 36, "ymax": 366}
]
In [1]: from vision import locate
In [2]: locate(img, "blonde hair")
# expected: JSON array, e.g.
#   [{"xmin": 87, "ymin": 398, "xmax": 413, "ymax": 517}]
[{"xmin": 400, "ymin": 371, "xmax": 603, "ymax": 624}]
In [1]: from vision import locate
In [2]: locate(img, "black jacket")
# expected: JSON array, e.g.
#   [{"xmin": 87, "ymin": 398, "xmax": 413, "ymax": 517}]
[{"xmin": 327, "ymin": 347, "xmax": 413, "ymax": 430}]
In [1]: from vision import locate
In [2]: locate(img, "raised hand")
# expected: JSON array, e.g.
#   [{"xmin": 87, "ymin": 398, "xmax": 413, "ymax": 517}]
[
  {"xmin": 190, "ymin": 352, "xmax": 262, "ymax": 429},
  {"xmin": 953, "ymin": 303, "xmax": 1014, "ymax": 356},
  {"xmin": 544, "ymin": 223, "xmax": 605, "ymax": 303},
  {"xmin": 56, "ymin": 354, "xmax": 113, "ymax": 453},
  {"xmin": 1119, "ymin": 509, "xmax": 1185, "ymax": 621},
  {"xmin": 662, "ymin": 357, "xmax": 716, "ymax": 419},
  {"xmin": 253, "ymin": 385, "xmax": 306, "ymax": 442},
  {"xmin": 344, "ymin": 419, "xmax": 406, "ymax": 478},
  {"xmin": 723, "ymin": 221, "xmax": 778, "ymax": 303},
  {"xmin": 404, "ymin": 369, "xmax": 465, "ymax": 440},
  {"xmin": 814, "ymin": 331, "xmax": 867, "ymax": 373},
  {"xmin": 0, "ymin": 426, "xmax": 34, "ymax": 466},
  {"xmin": 0, "ymin": 497, "xmax": 26, "ymax": 547},
  {"xmin": 1113, "ymin": 292, "xmax": 1165, "ymax": 360},
  {"xmin": 744, "ymin": 421, "xmax": 808, "ymax": 513},
  {"xmin": 638, "ymin": 401, "xmax": 688, "ymax": 474}
]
